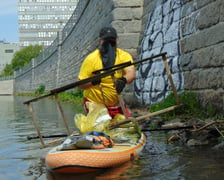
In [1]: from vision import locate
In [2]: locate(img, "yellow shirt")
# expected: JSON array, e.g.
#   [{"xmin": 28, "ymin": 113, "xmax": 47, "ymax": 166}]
[{"xmin": 78, "ymin": 48, "xmax": 133, "ymax": 106}]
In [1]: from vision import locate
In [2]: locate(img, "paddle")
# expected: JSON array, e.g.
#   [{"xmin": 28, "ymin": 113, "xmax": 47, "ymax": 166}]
[
  {"xmin": 23, "ymin": 61, "xmax": 132, "ymax": 105},
  {"xmin": 27, "ymin": 134, "xmax": 68, "ymax": 140},
  {"xmin": 141, "ymin": 125, "xmax": 194, "ymax": 132},
  {"xmin": 23, "ymin": 52, "xmax": 167, "ymax": 105}
]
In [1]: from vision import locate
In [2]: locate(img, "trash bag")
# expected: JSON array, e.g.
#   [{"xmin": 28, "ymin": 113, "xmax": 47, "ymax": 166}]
[
  {"xmin": 57, "ymin": 131, "xmax": 114, "ymax": 151},
  {"xmin": 105, "ymin": 114, "xmax": 142, "ymax": 144},
  {"xmin": 74, "ymin": 102, "xmax": 141, "ymax": 144},
  {"xmin": 74, "ymin": 102, "xmax": 112, "ymax": 134}
]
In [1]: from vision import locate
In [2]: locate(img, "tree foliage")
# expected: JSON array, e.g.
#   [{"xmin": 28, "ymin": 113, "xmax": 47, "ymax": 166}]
[
  {"xmin": 3, "ymin": 64, "xmax": 13, "ymax": 76},
  {"xmin": 2, "ymin": 45, "xmax": 43, "ymax": 76}
]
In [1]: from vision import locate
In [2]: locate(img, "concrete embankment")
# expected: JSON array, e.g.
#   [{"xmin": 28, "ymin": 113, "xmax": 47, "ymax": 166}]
[{"xmin": 0, "ymin": 80, "xmax": 14, "ymax": 95}]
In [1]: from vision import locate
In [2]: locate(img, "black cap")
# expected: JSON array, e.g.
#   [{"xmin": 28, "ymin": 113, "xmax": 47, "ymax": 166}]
[{"xmin": 99, "ymin": 27, "xmax": 117, "ymax": 39}]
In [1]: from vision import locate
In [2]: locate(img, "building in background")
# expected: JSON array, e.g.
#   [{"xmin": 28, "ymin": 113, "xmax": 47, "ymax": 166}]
[
  {"xmin": 0, "ymin": 40, "xmax": 20, "ymax": 74},
  {"xmin": 18, "ymin": 0, "xmax": 79, "ymax": 47}
]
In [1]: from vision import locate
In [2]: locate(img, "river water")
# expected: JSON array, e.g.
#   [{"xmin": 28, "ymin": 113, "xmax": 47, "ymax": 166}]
[{"xmin": 0, "ymin": 96, "xmax": 223, "ymax": 180}]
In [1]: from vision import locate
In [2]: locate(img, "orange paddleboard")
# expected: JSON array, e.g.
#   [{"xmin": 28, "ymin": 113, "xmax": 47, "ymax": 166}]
[{"xmin": 46, "ymin": 133, "xmax": 146, "ymax": 173}]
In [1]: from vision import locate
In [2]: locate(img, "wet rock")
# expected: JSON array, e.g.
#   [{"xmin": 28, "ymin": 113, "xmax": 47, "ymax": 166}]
[
  {"xmin": 162, "ymin": 122, "xmax": 185, "ymax": 129},
  {"xmin": 212, "ymin": 141, "xmax": 224, "ymax": 150},
  {"xmin": 187, "ymin": 139, "xmax": 209, "ymax": 146},
  {"xmin": 168, "ymin": 127, "xmax": 220, "ymax": 146},
  {"xmin": 132, "ymin": 107, "xmax": 224, "ymax": 148},
  {"xmin": 139, "ymin": 117, "xmax": 163, "ymax": 129},
  {"xmin": 183, "ymin": 117, "xmax": 206, "ymax": 127}
]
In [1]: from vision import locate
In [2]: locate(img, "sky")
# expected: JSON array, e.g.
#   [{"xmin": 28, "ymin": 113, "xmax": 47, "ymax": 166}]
[{"xmin": 0, "ymin": 0, "xmax": 19, "ymax": 43}]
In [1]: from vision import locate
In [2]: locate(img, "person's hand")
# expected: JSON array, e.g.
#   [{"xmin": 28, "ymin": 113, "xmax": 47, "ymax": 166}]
[
  {"xmin": 91, "ymin": 78, "xmax": 101, "ymax": 85},
  {"xmin": 115, "ymin": 77, "xmax": 127, "ymax": 93}
]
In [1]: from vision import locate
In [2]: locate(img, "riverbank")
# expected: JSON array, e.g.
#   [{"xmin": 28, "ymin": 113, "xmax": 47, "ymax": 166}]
[
  {"xmin": 129, "ymin": 91, "xmax": 224, "ymax": 150},
  {"xmin": 133, "ymin": 107, "xmax": 224, "ymax": 151}
]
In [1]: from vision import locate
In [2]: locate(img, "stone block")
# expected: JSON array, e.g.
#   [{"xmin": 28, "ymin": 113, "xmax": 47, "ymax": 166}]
[
  {"xmin": 113, "ymin": 0, "xmax": 143, "ymax": 7},
  {"xmin": 181, "ymin": 22, "xmax": 224, "ymax": 53},
  {"xmin": 197, "ymin": 89, "xmax": 224, "ymax": 113},
  {"xmin": 196, "ymin": 1, "xmax": 220, "ymax": 30},
  {"xmin": 112, "ymin": 20, "xmax": 142, "ymax": 33},
  {"xmin": 118, "ymin": 33, "xmax": 140, "ymax": 49},
  {"xmin": 183, "ymin": 70, "xmax": 199, "ymax": 90},
  {"xmin": 113, "ymin": 8, "xmax": 134, "ymax": 20},
  {"xmin": 220, "ymin": 1, "xmax": 224, "ymax": 22}
]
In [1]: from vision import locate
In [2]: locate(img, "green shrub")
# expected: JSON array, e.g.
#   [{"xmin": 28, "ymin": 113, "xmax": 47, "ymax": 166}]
[
  {"xmin": 58, "ymin": 89, "xmax": 83, "ymax": 103},
  {"xmin": 35, "ymin": 85, "xmax": 45, "ymax": 95},
  {"xmin": 148, "ymin": 91, "xmax": 214, "ymax": 120}
]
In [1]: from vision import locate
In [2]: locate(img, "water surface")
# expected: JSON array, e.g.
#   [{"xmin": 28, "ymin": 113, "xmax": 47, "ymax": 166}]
[{"xmin": 0, "ymin": 96, "xmax": 223, "ymax": 180}]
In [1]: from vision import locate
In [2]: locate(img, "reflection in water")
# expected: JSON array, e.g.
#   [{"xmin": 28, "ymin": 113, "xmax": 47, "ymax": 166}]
[
  {"xmin": 0, "ymin": 96, "xmax": 223, "ymax": 180},
  {"xmin": 0, "ymin": 96, "xmax": 79, "ymax": 179},
  {"xmin": 46, "ymin": 161, "xmax": 136, "ymax": 180}
]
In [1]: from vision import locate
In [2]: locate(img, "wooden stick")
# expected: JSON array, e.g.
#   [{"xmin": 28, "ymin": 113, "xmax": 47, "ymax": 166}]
[
  {"xmin": 24, "ymin": 52, "xmax": 167, "ymax": 105},
  {"xmin": 162, "ymin": 54, "xmax": 180, "ymax": 104},
  {"xmin": 27, "ymin": 103, "xmax": 45, "ymax": 148},
  {"xmin": 168, "ymin": 121, "xmax": 224, "ymax": 143},
  {"xmin": 23, "ymin": 61, "xmax": 133, "ymax": 105},
  {"xmin": 39, "ymin": 132, "xmax": 80, "ymax": 148},
  {"xmin": 117, "ymin": 93, "xmax": 129, "ymax": 119},
  {"xmin": 40, "ymin": 137, "xmax": 65, "ymax": 148},
  {"xmin": 54, "ymin": 94, "xmax": 71, "ymax": 135},
  {"xmin": 110, "ymin": 104, "xmax": 183, "ymax": 129},
  {"xmin": 214, "ymin": 125, "xmax": 224, "ymax": 138},
  {"xmin": 191, "ymin": 120, "xmax": 224, "ymax": 132}
]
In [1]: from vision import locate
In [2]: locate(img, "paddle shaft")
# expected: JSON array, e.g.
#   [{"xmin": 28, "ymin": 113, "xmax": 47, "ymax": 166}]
[
  {"xmin": 24, "ymin": 52, "xmax": 167, "ymax": 105},
  {"xmin": 27, "ymin": 134, "xmax": 68, "ymax": 140},
  {"xmin": 142, "ymin": 125, "xmax": 194, "ymax": 132},
  {"xmin": 23, "ymin": 62, "xmax": 131, "ymax": 104}
]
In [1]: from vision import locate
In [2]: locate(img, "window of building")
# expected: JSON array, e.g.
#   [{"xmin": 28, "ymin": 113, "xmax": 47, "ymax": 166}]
[{"xmin": 5, "ymin": 49, "xmax": 14, "ymax": 53}]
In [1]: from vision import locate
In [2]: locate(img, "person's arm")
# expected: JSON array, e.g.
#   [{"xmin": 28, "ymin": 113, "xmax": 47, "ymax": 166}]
[
  {"xmin": 123, "ymin": 66, "xmax": 136, "ymax": 84},
  {"xmin": 77, "ymin": 81, "xmax": 93, "ymax": 90},
  {"xmin": 115, "ymin": 66, "xmax": 136, "ymax": 94}
]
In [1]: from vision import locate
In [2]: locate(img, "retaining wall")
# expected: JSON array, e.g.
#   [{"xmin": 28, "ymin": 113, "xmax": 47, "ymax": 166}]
[
  {"xmin": 0, "ymin": 80, "xmax": 14, "ymax": 95},
  {"xmin": 14, "ymin": 0, "xmax": 224, "ymax": 113},
  {"xmin": 135, "ymin": 0, "xmax": 224, "ymax": 112}
]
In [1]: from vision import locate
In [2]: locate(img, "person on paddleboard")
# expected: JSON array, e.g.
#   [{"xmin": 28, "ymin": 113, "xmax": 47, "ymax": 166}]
[{"xmin": 77, "ymin": 26, "xmax": 136, "ymax": 118}]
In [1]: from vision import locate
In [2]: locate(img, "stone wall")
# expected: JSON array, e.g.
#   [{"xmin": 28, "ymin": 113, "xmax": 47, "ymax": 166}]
[
  {"xmin": 180, "ymin": 0, "xmax": 224, "ymax": 113},
  {"xmin": 14, "ymin": 0, "xmax": 224, "ymax": 113},
  {"xmin": 136, "ymin": 0, "xmax": 224, "ymax": 113}
]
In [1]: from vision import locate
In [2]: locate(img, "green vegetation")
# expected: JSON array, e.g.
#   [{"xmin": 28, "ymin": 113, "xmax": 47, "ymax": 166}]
[
  {"xmin": 1, "ymin": 45, "xmax": 43, "ymax": 77},
  {"xmin": 35, "ymin": 84, "xmax": 46, "ymax": 95},
  {"xmin": 58, "ymin": 89, "xmax": 83, "ymax": 104},
  {"xmin": 17, "ymin": 86, "xmax": 83, "ymax": 105},
  {"xmin": 148, "ymin": 91, "xmax": 216, "ymax": 120},
  {"xmin": 32, "ymin": 85, "xmax": 84, "ymax": 104}
]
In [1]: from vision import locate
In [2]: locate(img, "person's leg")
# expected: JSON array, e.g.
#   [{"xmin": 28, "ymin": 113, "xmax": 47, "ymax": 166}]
[{"xmin": 107, "ymin": 105, "xmax": 131, "ymax": 118}]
